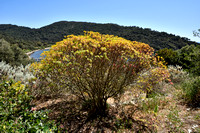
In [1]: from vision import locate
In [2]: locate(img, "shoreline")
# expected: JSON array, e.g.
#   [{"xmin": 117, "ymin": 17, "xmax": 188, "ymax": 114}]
[{"xmin": 26, "ymin": 47, "xmax": 51, "ymax": 59}]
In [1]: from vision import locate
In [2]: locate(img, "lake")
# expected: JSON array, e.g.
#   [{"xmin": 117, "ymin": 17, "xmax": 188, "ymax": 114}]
[{"xmin": 30, "ymin": 49, "xmax": 50, "ymax": 59}]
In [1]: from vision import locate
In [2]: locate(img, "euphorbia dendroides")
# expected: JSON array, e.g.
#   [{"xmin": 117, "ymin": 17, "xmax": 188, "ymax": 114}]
[{"xmin": 31, "ymin": 31, "xmax": 168, "ymax": 116}]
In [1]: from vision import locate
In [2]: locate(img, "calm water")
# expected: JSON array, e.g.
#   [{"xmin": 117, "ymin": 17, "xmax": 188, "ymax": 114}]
[{"xmin": 30, "ymin": 49, "xmax": 49, "ymax": 59}]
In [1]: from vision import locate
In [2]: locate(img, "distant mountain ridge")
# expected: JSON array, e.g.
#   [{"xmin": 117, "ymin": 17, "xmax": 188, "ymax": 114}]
[{"xmin": 0, "ymin": 21, "xmax": 199, "ymax": 50}]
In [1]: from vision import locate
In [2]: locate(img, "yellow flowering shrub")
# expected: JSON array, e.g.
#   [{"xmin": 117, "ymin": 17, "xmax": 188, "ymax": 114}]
[
  {"xmin": 136, "ymin": 67, "xmax": 170, "ymax": 96},
  {"xmin": 13, "ymin": 81, "xmax": 25, "ymax": 91},
  {"xmin": 31, "ymin": 31, "xmax": 167, "ymax": 116}
]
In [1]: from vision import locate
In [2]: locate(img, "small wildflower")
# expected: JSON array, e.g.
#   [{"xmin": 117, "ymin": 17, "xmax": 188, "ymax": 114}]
[
  {"xmin": 31, "ymin": 107, "xmax": 37, "ymax": 111},
  {"xmin": 60, "ymin": 124, "xmax": 64, "ymax": 129}
]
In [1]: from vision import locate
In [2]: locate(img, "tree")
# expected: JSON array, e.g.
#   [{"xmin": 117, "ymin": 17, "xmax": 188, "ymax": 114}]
[
  {"xmin": 31, "ymin": 31, "xmax": 167, "ymax": 117},
  {"xmin": 0, "ymin": 38, "xmax": 32, "ymax": 66},
  {"xmin": 193, "ymin": 29, "xmax": 200, "ymax": 38},
  {"xmin": 176, "ymin": 45, "xmax": 200, "ymax": 75},
  {"xmin": 11, "ymin": 44, "xmax": 32, "ymax": 66},
  {"xmin": 0, "ymin": 39, "xmax": 14, "ymax": 64}
]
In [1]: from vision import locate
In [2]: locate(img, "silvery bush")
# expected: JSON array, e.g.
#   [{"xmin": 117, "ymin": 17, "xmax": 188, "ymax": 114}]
[{"xmin": 0, "ymin": 61, "xmax": 34, "ymax": 84}]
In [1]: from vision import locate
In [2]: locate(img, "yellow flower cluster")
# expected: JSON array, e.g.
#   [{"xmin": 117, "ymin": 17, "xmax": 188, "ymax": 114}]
[
  {"xmin": 30, "ymin": 31, "xmax": 168, "ymax": 98},
  {"xmin": 12, "ymin": 81, "xmax": 25, "ymax": 91}
]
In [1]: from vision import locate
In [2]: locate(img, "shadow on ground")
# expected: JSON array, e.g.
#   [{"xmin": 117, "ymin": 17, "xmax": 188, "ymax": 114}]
[{"xmin": 32, "ymin": 95, "xmax": 156, "ymax": 132}]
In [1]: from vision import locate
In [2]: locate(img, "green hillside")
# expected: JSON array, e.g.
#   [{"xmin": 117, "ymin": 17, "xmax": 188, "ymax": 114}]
[{"xmin": 0, "ymin": 21, "xmax": 199, "ymax": 50}]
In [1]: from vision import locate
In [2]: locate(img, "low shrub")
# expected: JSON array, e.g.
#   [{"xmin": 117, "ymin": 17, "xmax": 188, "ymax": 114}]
[
  {"xmin": 167, "ymin": 65, "xmax": 189, "ymax": 84},
  {"xmin": 167, "ymin": 107, "xmax": 183, "ymax": 132},
  {"xmin": 181, "ymin": 76, "xmax": 200, "ymax": 106},
  {"xmin": 0, "ymin": 80, "xmax": 59, "ymax": 132},
  {"xmin": 135, "ymin": 67, "xmax": 170, "ymax": 97},
  {"xmin": 139, "ymin": 93, "xmax": 168, "ymax": 114},
  {"xmin": 0, "ymin": 61, "xmax": 34, "ymax": 84}
]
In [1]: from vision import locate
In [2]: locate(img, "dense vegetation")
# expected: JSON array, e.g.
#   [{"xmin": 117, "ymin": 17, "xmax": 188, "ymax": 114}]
[
  {"xmin": 0, "ymin": 38, "xmax": 33, "ymax": 66},
  {"xmin": 0, "ymin": 80, "xmax": 59, "ymax": 132},
  {"xmin": 157, "ymin": 44, "xmax": 200, "ymax": 76},
  {"xmin": 0, "ymin": 27, "xmax": 199, "ymax": 132},
  {"xmin": 0, "ymin": 21, "xmax": 199, "ymax": 51},
  {"xmin": 156, "ymin": 44, "xmax": 200, "ymax": 106},
  {"xmin": 0, "ymin": 61, "xmax": 61, "ymax": 132}
]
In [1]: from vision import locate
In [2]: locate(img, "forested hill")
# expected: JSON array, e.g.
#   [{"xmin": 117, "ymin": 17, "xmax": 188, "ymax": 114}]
[{"xmin": 0, "ymin": 21, "xmax": 199, "ymax": 50}]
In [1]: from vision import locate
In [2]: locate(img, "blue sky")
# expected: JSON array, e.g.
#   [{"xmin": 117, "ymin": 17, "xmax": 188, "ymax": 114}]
[{"xmin": 1, "ymin": 0, "xmax": 200, "ymax": 42}]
